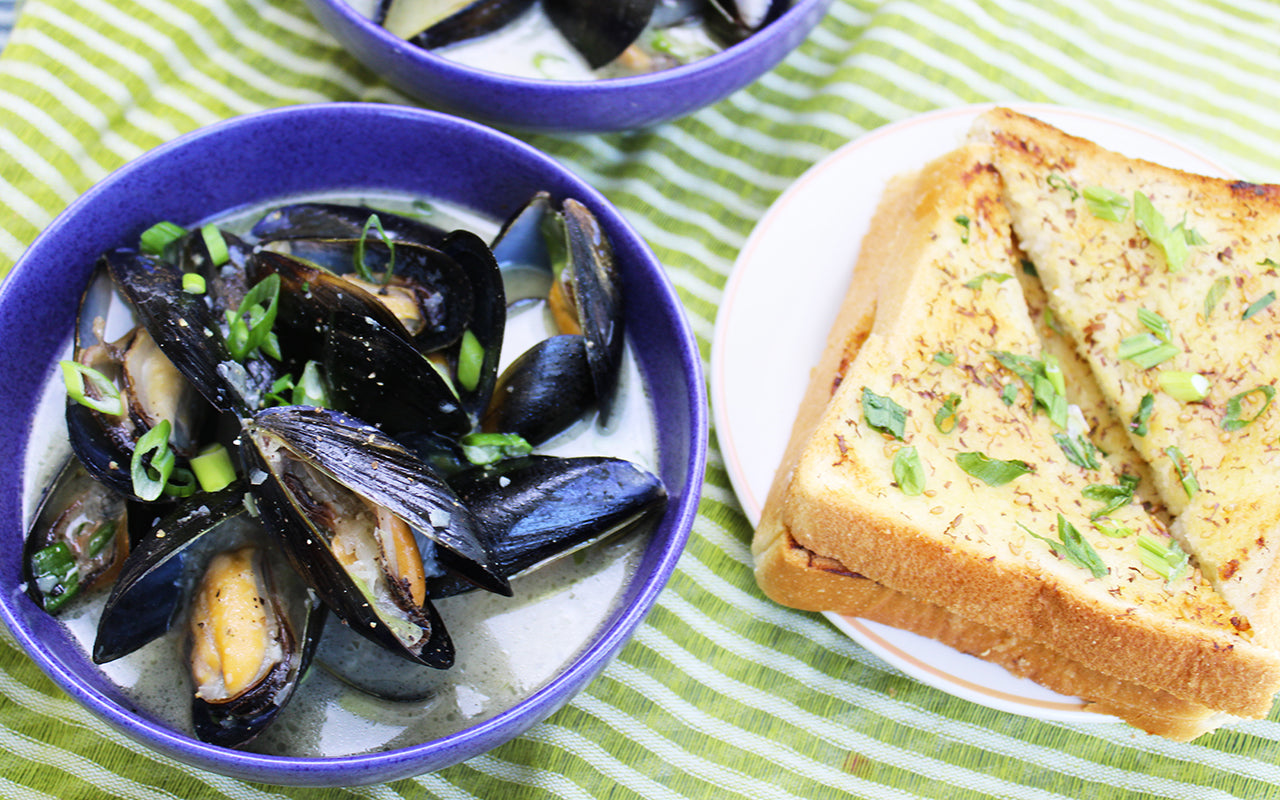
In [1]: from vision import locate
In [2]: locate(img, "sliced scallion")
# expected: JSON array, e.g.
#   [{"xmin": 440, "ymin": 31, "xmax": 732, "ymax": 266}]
[
  {"xmin": 1137, "ymin": 533, "xmax": 1189, "ymax": 582},
  {"xmin": 356, "ymin": 214, "xmax": 395, "ymax": 285},
  {"xmin": 1083, "ymin": 186, "xmax": 1130, "ymax": 222},
  {"xmin": 1021, "ymin": 514, "xmax": 1108, "ymax": 578},
  {"xmin": 1117, "ymin": 333, "xmax": 1180, "ymax": 369},
  {"xmin": 963, "ymin": 271, "xmax": 1010, "ymax": 289},
  {"xmin": 954, "ymin": 214, "xmax": 971, "ymax": 244},
  {"xmin": 1093, "ymin": 518, "xmax": 1134, "ymax": 538},
  {"xmin": 460, "ymin": 432, "xmax": 532, "ymax": 465},
  {"xmin": 933, "ymin": 352, "xmax": 955, "ymax": 366},
  {"xmin": 164, "ymin": 467, "xmax": 198, "ymax": 498},
  {"xmin": 60, "ymin": 361, "xmax": 124, "ymax": 416},
  {"xmin": 200, "ymin": 223, "xmax": 229, "ymax": 267},
  {"xmin": 1054, "ymin": 432, "xmax": 1101, "ymax": 470},
  {"xmin": 1134, "ymin": 191, "xmax": 1190, "ymax": 272},
  {"xmin": 1166, "ymin": 446, "xmax": 1198, "ymax": 498},
  {"xmin": 1243, "ymin": 290, "xmax": 1276, "ymax": 321},
  {"xmin": 1158, "ymin": 370, "xmax": 1210, "ymax": 403},
  {"xmin": 934, "ymin": 393, "xmax": 961, "ymax": 434},
  {"xmin": 456, "ymin": 330, "xmax": 484, "ymax": 392},
  {"xmin": 892, "ymin": 446, "xmax": 925, "ymax": 496},
  {"xmin": 292, "ymin": 360, "xmax": 329, "ymax": 407},
  {"xmin": 1222, "ymin": 385, "xmax": 1275, "ymax": 431},
  {"xmin": 862, "ymin": 387, "xmax": 907, "ymax": 441},
  {"xmin": 1137, "ymin": 307, "xmax": 1172, "ymax": 343},
  {"xmin": 1130, "ymin": 392, "xmax": 1155, "ymax": 436},
  {"xmin": 225, "ymin": 274, "xmax": 281, "ymax": 362},
  {"xmin": 955, "ymin": 452, "xmax": 1033, "ymax": 486},
  {"xmin": 1046, "ymin": 173, "xmax": 1079, "ymax": 201},
  {"xmin": 1204, "ymin": 275, "xmax": 1230, "ymax": 321},
  {"xmin": 182, "ymin": 273, "xmax": 206, "ymax": 295},
  {"xmin": 131, "ymin": 420, "xmax": 175, "ymax": 502},
  {"xmin": 139, "ymin": 221, "xmax": 186, "ymax": 256},
  {"xmin": 1083, "ymin": 474, "xmax": 1141, "ymax": 519},
  {"xmin": 190, "ymin": 443, "xmax": 237, "ymax": 492},
  {"xmin": 29, "ymin": 542, "xmax": 80, "ymax": 613}
]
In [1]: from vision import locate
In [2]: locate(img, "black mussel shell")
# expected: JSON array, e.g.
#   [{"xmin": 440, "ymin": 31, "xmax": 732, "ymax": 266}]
[
  {"xmin": 23, "ymin": 458, "xmax": 130, "ymax": 614},
  {"xmin": 92, "ymin": 482, "xmax": 247, "ymax": 663},
  {"xmin": 260, "ymin": 236, "xmax": 474, "ymax": 353},
  {"xmin": 394, "ymin": 430, "xmax": 472, "ymax": 479},
  {"xmin": 483, "ymin": 334, "xmax": 595, "ymax": 446},
  {"xmin": 188, "ymin": 543, "xmax": 326, "ymax": 748},
  {"xmin": 168, "ymin": 228, "xmax": 256, "ymax": 317},
  {"xmin": 429, "ymin": 455, "xmax": 667, "ymax": 597},
  {"xmin": 561, "ymin": 200, "xmax": 625, "ymax": 424},
  {"xmin": 103, "ymin": 248, "xmax": 251, "ymax": 416},
  {"xmin": 437, "ymin": 229, "xmax": 506, "ymax": 422},
  {"xmin": 491, "ymin": 191, "xmax": 555, "ymax": 275},
  {"xmin": 544, "ymin": 0, "xmax": 657, "ymax": 68},
  {"xmin": 250, "ymin": 202, "xmax": 448, "ymax": 247},
  {"xmin": 404, "ymin": 0, "xmax": 538, "ymax": 50},
  {"xmin": 704, "ymin": 0, "xmax": 790, "ymax": 45}
]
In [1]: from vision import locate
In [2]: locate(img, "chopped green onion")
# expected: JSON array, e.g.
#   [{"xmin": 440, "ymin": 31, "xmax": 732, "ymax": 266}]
[
  {"xmin": 1046, "ymin": 173, "xmax": 1079, "ymax": 201},
  {"xmin": 1130, "ymin": 392, "xmax": 1155, "ymax": 436},
  {"xmin": 1166, "ymin": 446, "xmax": 1199, "ymax": 498},
  {"xmin": 1021, "ymin": 258, "xmax": 1038, "ymax": 277},
  {"xmin": 1137, "ymin": 307, "xmax": 1172, "ymax": 343},
  {"xmin": 60, "ymin": 361, "xmax": 124, "ymax": 416},
  {"xmin": 892, "ymin": 446, "xmax": 926, "ymax": 496},
  {"xmin": 1204, "ymin": 276, "xmax": 1230, "ymax": 321},
  {"xmin": 86, "ymin": 520, "xmax": 119, "ymax": 559},
  {"xmin": 862, "ymin": 387, "xmax": 907, "ymax": 441},
  {"xmin": 1117, "ymin": 333, "xmax": 1180, "ymax": 369},
  {"xmin": 225, "ymin": 274, "xmax": 281, "ymax": 362},
  {"xmin": 1137, "ymin": 533, "xmax": 1189, "ymax": 582},
  {"xmin": 963, "ymin": 271, "xmax": 1011, "ymax": 289},
  {"xmin": 30, "ymin": 542, "xmax": 80, "ymax": 613},
  {"xmin": 460, "ymin": 432, "xmax": 532, "ymax": 465},
  {"xmin": 131, "ymin": 420, "xmax": 175, "ymax": 502},
  {"xmin": 954, "ymin": 214, "xmax": 971, "ymax": 244},
  {"xmin": 1134, "ymin": 191, "xmax": 1190, "ymax": 272},
  {"xmin": 1001, "ymin": 383, "xmax": 1018, "ymax": 405},
  {"xmin": 1083, "ymin": 474, "xmax": 1141, "ymax": 519},
  {"xmin": 1222, "ymin": 385, "xmax": 1275, "ymax": 431},
  {"xmin": 182, "ymin": 273, "xmax": 206, "ymax": 295},
  {"xmin": 356, "ymin": 214, "xmax": 395, "ymax": 285},
  {"xmin": 164, "ymin": 467, "xmax": 198, "ymax": 498},
  {"xmin": 200, "ymin": 223, "xmax": 229, "ymax": 267},
  {"xmin": 139, "ymin": 221, "xmax": 187, "ymax": 256},
  {"xmin": 1054, "ymin": 432, "xmax": 1101, "ymax": 470},
  {"xmin": 1083, "ymin": 186, "xmax": 1130, "ymax": 222},
  {"xmin": 456, "ymin": 330, "xmax": 484, "ymax": 392},
  {"xmin": 292, "ymin": 360, "xmax": 330, "ymax": 407},
  {"xmin": 1243, "ymin": 290, "xmax": 1275, "ymax": 321},
  {"xmin": 264, "ymin": 373, "xmax": 295, "ymax": 407},
  {"xmin": 1158, "ymin": 370, "xmax": 1210, "ymax": 403},
  {"xmin": 190, "ymin": 443, "xmax": 237, "ymax": 492},
  {"xmin": 1093, "ymin": 518, "xmax": 1134, "ymax": 538},
  {"xmin": 1043, "ymin": 354, "xmax": 1066, "ymax": 396},
  {"xmin": 934, "ymin": 393, "xmax": 961, "ymax": 434},
  {"xmin": 1021, "ymin": 514, "xmax": 1108, "ymax": 578},
  {"xmin": 933, "ymin": 352, "xmax": 955, "ymax": 366},
  {"xmin": 955, "ymin": 452, "xmax": 1033, "ymax": 486},
  {"xmin": 991, "ymin": 350, "xmax": 1068, "ymax": 427},
  {"xmin": 1182, "ymin": 225, "xmax": 1208, "ymax": 246}
]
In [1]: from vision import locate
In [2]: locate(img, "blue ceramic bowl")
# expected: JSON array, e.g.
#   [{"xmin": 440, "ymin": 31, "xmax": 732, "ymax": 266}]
[
  {"xmin": 302, "ymin": 0, "xmax": 833, "ymax": 133},
  {"xmin": 0, "ymin": 103, "xmax": 707, "ymax": 785}
]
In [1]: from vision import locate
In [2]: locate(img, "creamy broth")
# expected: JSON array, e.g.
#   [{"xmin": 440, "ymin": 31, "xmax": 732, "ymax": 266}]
[{"xmin": 22, "ymin": 190, "xmax": 660, "ymax": 757}]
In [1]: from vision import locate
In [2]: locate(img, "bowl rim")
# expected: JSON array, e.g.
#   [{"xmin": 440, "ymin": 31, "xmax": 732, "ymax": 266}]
[
  {"xmin": 314, "ymin": 0, "xmax": 830, "ymax": 90},
  {"xmin": 0, "ymin": 101, "xmax": 709, "ymax": 783}
]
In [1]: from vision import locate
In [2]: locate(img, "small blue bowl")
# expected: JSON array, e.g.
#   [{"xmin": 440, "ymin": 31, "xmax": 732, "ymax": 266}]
[
  {"xmin": 302, "ymin": 0, "xmax": 833, "ymax": 133},
  {"xmin": 0, "ymin": 103, "xmax": 707, "ymax": 785}
]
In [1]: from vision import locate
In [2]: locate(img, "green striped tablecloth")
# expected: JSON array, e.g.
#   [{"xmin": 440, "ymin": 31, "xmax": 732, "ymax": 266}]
[{"xmin": 4, "ymin": 1, "xmax": 1280, "ymax": 797}]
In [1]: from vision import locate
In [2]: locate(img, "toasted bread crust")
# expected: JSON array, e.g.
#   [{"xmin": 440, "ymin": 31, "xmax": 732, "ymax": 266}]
[{"xmin": 753, "ymin": 139, "xmax": 1280, "ymax": 733}]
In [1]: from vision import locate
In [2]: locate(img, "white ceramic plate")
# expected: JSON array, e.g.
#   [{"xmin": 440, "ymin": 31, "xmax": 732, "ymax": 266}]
[{"xmin": 711, "ymin": 103, "xmax": 1234, "ymax": 722}]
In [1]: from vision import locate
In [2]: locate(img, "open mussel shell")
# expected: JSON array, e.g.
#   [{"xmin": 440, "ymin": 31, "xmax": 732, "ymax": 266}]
[
  {"xmin": 250, "ymin": 202, "xmax": 448, "ymax": 247},
  {"xmin": 93, "ymin": 482, "xmax": 247, "ymax": 664},
  {"xmin": 483, "ymin": 334, "xmax": 595, "ymax": 446},
  {"xmin": 23, "ymin": 458, "xmax": 130, "ymax": 614},
  {"xmin": 543, "ymin": 0, "xmax": 658, "ymax": 68},
  {"xmin": 188, "ymin": 542, "xmax": 326, "ymax": 749},
  {"xmin": 429, "ymin": 455, "xmax": 667, "ymax": 598},
  {"xmin": 560, "ymin": 199, "xmax": 625, "ymax": 424},
  {"xmin": 391, "ymin": 0, "xmax": 538, "ymax": 51},
  {"xmin": 102, "ymin": 248, "xmax": 253, "ymax": 417},
  {"xmin": 167, "ymin": 228, "xmax": 256, "ymax": 317},
  {"xmin": 436, "ymin": 229, "xmax": 506, "ymax": 422},
  {"xmin": 259, "ymin": 237, "xmax": 474, "ymax": 353}
]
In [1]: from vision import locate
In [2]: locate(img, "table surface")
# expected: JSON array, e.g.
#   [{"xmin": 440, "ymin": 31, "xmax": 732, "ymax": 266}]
[{"xmin": 4, "ymin": 1, "xmax": 1280, "ymax": 798}]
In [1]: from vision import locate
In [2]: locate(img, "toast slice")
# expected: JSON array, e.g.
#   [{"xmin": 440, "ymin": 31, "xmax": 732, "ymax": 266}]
[
  {"xmin": 753, "ymin": 143, "xmax": 1280, "ymax": 733},
  {"xmin": 976, "ymin": 108, "xmax": 1280, "ymax": 645}
]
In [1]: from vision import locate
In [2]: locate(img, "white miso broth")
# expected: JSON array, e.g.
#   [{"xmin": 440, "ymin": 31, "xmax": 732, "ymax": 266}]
[{"xmin": 21, "ymin": 190, "xmax": 661, "ymax": 757}]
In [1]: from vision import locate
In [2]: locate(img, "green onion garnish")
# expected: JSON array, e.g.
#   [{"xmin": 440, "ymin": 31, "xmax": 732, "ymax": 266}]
[
  {"xmin": 29, "ymin": 542, "xmax": 80, "ymax": 613},
  {"xmin": 1166, "ymin": 446, "xmax": 1199, "ymax": 498},
  {"xmin": 1138, "ymin": 533, "xmax": 1189, "ymax": 582},
  {"xmin": 86, "ymin": 520, "xmax": 118, "ymax": 559},
  {"xmin": 1204, "ymin": 275, "xmax": 1230, "ymax": 321},
  {"xmin": 182, "ymin": 273, "xmax": 206, "ymax": 295},
  {"xmin": 934, "ymin": 393, "xmax": 961, "ymax": 434},
  {"xmin": 1001, "ymin": 383, "xmax": 1018, "ymax": 405},
  {"xmin": 225, "ymin": 274, "xmax": 281, "ymax": 362},
  {"xmin": 60, "ymin": 361, "xmax": 124, "ymax": 416},
  {"xmin": 1021, "ymin": 514, "xmax": 1108, "ymax": 578},
  {"xmin": 1158, "ymin": 370, "xmax": 1210, "ymax": 403},
  {"xmin": 1134, "ymin": 191, "xmax": 1190, "ymax": 272},
  {"xmin": 292, "ymin": 360, "xmax": 329, "ymax": 407},
  {"xmin": 933, "ymin": 352, "xmax": 955, "ymax": 366},
  {"xmin": 200, "ymin": 223, "xmax": 229, "ymax": 267},
  {"xmin": 1243, "ymin": 290, "xmax": 1275, "ymax": 321},
  {"xmin": 131, "ymin": 420, "xmax": 175, "ymax": 502},
  {"xmin": 1222, "ymin": 385, "xmax": 1275, "ymax": 431},
  {"xmin": 460, "ymin": 432, "xmax": 532, "ymax": 465},
  {"xmin": 1046, "ymin": 173, "xmax": 1079, "ymax": 201},
  {"xmin": 954, "ymin": 214, "xmax": 971, "ymax": 244},
  {"xmin": 190, "ymin": 443, "xmax": 237, "ymax": 492},
  {"xmin": 1137, "ymin": 307, "xmax": 1172, "ymax": 343},
  {"xmin": 1054, "ymin": 433, "xmax": 1101, "ymax": 470},
  {"xmin": 1083, "ymin": 474, "xmax": 1141, "ymax": 519},
  {"xmin": 955, "ymin": 452, "xmax": 1033, "ymax": 486},
  {"xmin": 1130, "ymin": 392, "xmax": 1155, "ymax": 436},
  {"xmin": 1083, "ymin": 186, "xmax": 1130, "ymax": 222},
  {"xmin": 963, "ymin": 271, "xmax": 1011, "ymax": 289},
  {"xmin": 892, "ymin": 446, "xmax": 925, "ymax": 496},
  {"xmin": 139, "ymin": 221, "xmax": 186, "ymax": 256},
  {"xmin": 164, "ymin": 467, "xmax": 198, "ymax": 498},
  {"xmin": 356, "ymin": 214, "xmax": 395, "ymax": 285},
  {"xmin": 456, "ymin": 330, "xmax": 484, "ymax": 393},
  {"xmin": 1117, "ymin": 333, "xmax": 1180, "ymax": 369},
  {"xmin": 1093, "ymin": 518, "xmax": 1134, "ymax": 538},
  {"xmin": 862, "ymin": 387, "xmax": 907, "ymax": 441}
]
